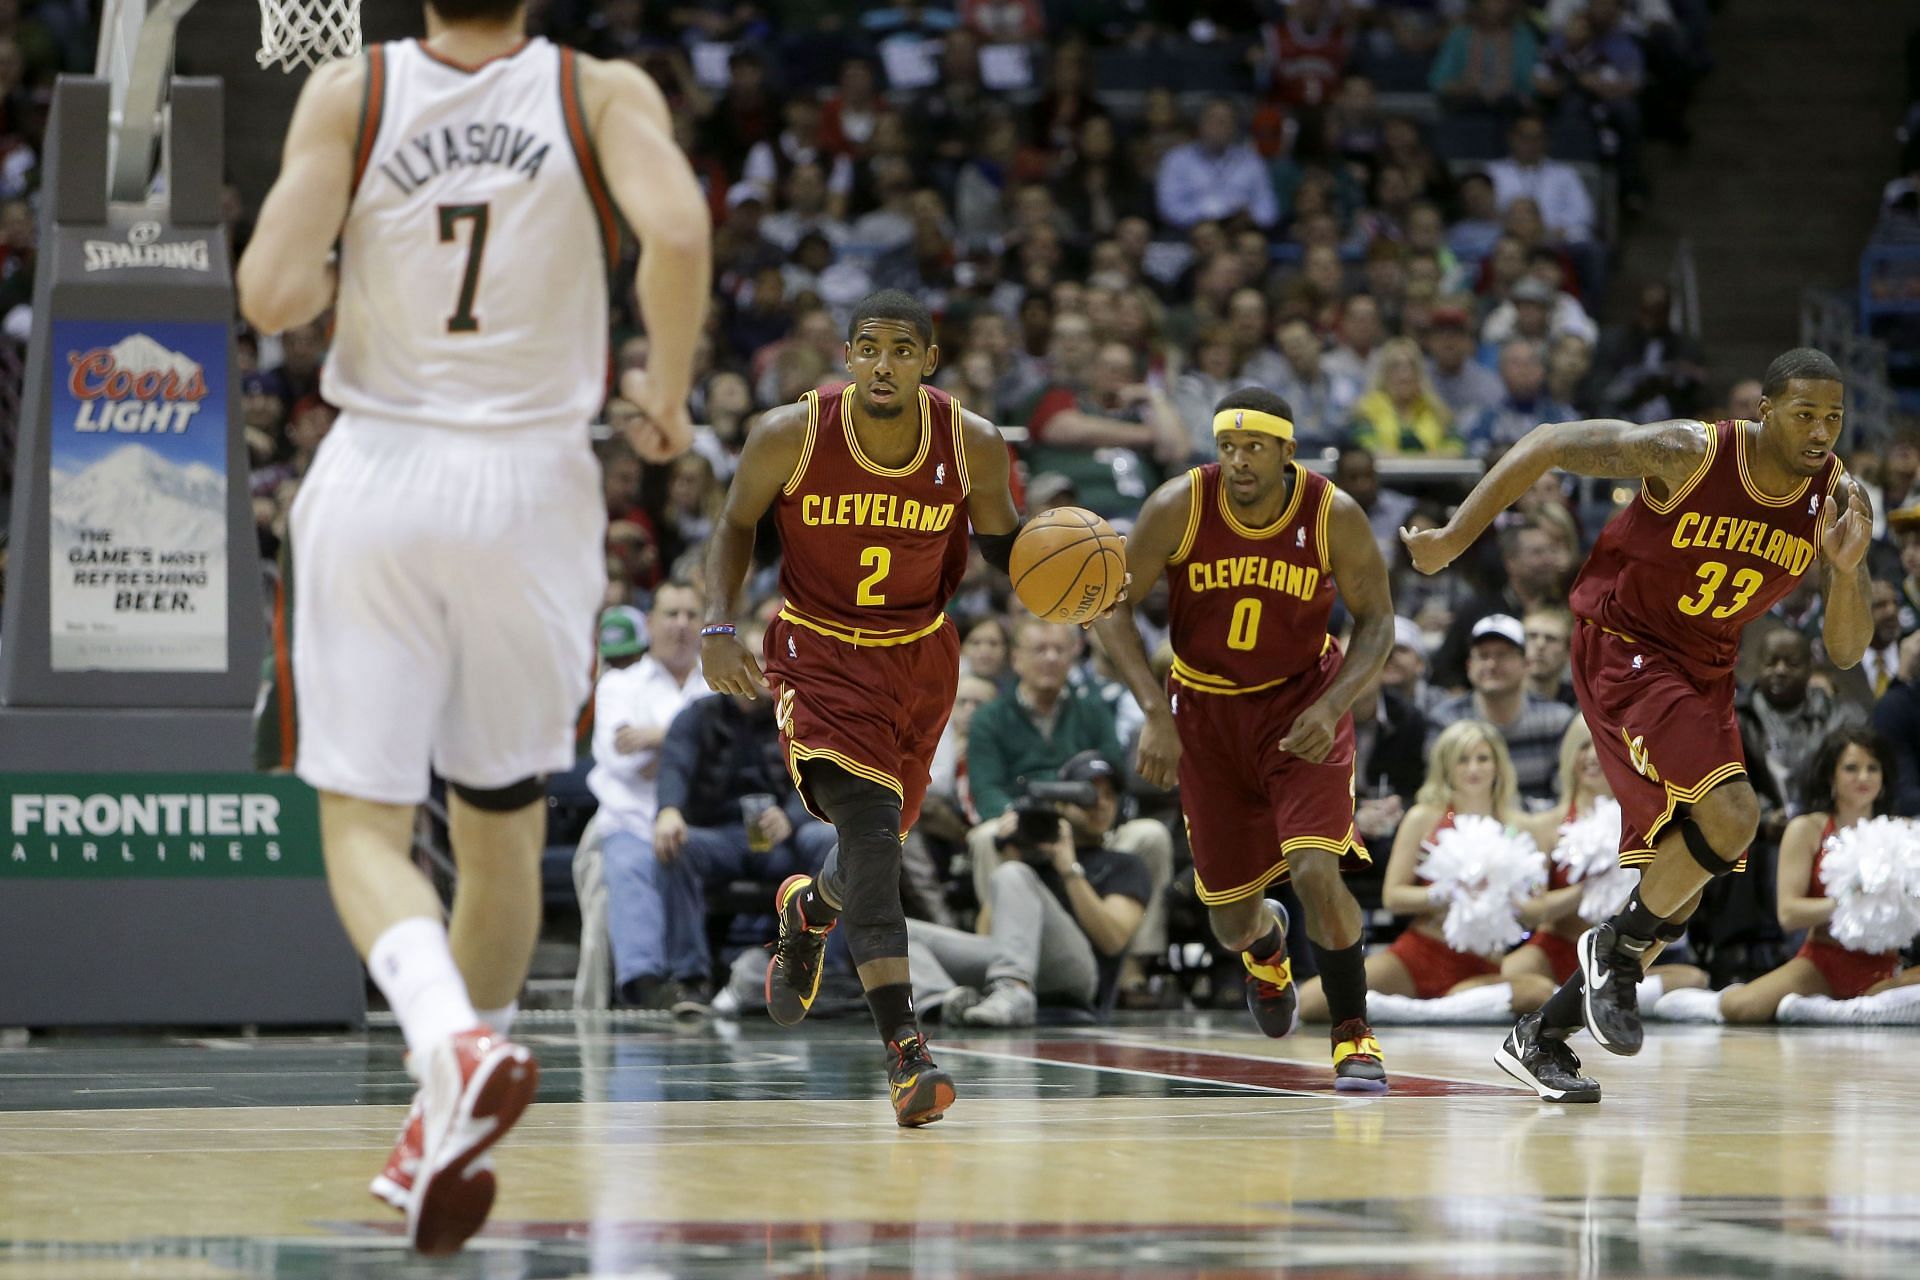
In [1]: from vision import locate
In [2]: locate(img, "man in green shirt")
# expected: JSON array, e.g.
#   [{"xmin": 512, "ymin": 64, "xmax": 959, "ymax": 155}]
[{"xmin": 965, "ymin": 618, "xmax": 1145, "ymax": 925}]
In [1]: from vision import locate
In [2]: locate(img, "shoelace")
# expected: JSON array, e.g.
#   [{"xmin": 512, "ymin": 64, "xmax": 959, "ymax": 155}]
[{"xmin": 1541, "ymin": 1033, "xmax": 1585, "ymax": 1076}]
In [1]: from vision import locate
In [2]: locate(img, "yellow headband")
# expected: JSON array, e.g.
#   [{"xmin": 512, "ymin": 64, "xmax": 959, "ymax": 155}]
[{"xmin": 1212, "ymin": 408, "xmax": 1294, "ymax": 441}]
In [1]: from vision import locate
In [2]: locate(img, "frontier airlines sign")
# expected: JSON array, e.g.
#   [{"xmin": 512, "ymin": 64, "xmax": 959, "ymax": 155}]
[{"xmin": 2, "ymin": 775, "xmax": 323, "ymax": 878}]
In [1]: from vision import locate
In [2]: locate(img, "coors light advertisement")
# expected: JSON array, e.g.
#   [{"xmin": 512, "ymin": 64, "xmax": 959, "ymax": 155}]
[{"xmin": 47, "ymin": 321, "xmax": 228, "ymax": 671}]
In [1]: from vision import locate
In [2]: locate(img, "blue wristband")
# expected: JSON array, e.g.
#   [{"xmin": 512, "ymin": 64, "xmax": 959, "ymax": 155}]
[{"xmin": 699, "ymin": 623, "xmax": 737, "ymax": 638}]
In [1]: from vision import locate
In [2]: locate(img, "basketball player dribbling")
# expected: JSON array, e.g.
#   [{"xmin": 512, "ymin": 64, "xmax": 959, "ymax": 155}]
[
  {"xmin": 1402, "ymin": 348, "xmax": 1874, "ymax": 1102},
  {"xmin": 1093, "ymin": 388, "xmax": 1394, "ymax": 1092},
  {"xmin": 237, "ymin": 0, "xmax": 710, "ymax": 1251},
  {"xmin": 700, "ymin": 290, "xmax": 1038, "ymax": 1127}
]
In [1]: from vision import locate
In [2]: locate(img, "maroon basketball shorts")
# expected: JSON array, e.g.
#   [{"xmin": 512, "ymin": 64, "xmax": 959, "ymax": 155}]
[
  {"xmin": 1171, "ymin": 642, "xmax": 1367, "ymax": 906},
  {"xmin": 1571, "ymin": 621, "xmax": 1749, "ymax": 868},
  {"xmin": 763, "ymin": 613, "xmax": 959, "ymax": 834}
]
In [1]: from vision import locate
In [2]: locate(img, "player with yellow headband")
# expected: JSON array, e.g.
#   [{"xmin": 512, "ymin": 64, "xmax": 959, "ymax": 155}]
[{"xmin": 1092, "ymin": 388, "xmax": 1398, "ymax": 1091}]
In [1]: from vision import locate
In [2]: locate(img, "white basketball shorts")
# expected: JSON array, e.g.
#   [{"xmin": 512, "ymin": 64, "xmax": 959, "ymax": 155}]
[{"xmin": 290, "ymin": 414, "xmax": 607, "ymax": 805}]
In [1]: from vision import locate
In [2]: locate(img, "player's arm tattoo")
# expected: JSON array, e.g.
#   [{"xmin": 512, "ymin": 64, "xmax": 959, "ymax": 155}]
[{"xmin": 1547, "ymin": 418, "xmax": 1708, "ymax": 484}]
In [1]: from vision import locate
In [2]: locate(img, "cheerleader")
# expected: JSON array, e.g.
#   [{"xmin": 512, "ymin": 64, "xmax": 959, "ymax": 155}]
[
  {"xmin": 1300, "ymin": 720, "xmax": 1552, "ymax": 1022},
  {"xmin": 1505, "ymin": 718, "xmax": 1708, "ymax": 999}
]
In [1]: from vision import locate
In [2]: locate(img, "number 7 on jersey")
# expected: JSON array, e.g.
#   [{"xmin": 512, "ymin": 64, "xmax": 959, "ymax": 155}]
[{"xmin": 436, "ymin": 203, "xmax": 491, "ymax": 334}]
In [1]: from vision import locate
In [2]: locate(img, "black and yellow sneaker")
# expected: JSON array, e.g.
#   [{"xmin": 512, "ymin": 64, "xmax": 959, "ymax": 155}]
[
  {"xmin": 1330, "ymin": 1017, "xmax": 1389, "ymax": 1094},
  {"xmin": 765, "ymin": 874, "xmax": 835, "ymax": 1027},
  {"xmin": 1242, "ymin": 900, "xmax": 1298, "ymax": 1038},
  {"xmin": 887, "ymin": 1032, "xmax": 955, "ymax": 1128}
]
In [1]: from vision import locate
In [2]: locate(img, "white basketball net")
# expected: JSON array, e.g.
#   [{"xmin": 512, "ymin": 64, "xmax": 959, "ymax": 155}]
[{"xmin": 257, "ymin": 0, "xmax": 362, "ymax": 72}]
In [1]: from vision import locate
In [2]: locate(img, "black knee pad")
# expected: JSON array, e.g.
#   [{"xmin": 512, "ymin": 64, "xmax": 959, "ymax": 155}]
[
  {"xmin": 1675, "ymin": 811, "xmax": 1740, "ymax": 878},
  {"xmin": 450, "ymin": 775, "xmax": 546, "ymax": 812},
  {"xmin": 800, "ymin": 761, "xmax": 907, "ymax": 964}
]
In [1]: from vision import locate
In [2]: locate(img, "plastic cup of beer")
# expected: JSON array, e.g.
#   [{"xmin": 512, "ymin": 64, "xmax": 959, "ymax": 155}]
[{"xmin": 741, "ymin": 794, "xmax": 777, "ymax": 852}]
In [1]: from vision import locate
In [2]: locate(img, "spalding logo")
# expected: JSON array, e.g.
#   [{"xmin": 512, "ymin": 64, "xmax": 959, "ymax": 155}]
[{"xmin": 68, "ymin": 335, "xmax": 208, "ymax": 434}]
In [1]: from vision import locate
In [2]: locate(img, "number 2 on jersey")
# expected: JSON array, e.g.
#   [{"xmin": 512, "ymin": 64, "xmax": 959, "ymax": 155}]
[
  {"xmin": 1227, "ymin": 597, "xmax": 1261, "ymax": 650},
  {"xmin": 857, "ymin": 546, "xmax": 891, "ymax": 606},
  {"xmin": 436, "ymin": 203, "xmax": 491, "ymax": 334},
  {"xmin": 1676, "ymin": 559, "xmax": 1763, "ymax": 619}
]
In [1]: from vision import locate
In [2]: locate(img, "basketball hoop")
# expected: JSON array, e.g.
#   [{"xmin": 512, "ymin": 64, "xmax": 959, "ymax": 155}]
[{"xmin": 257, "ymin": 0, "xmax": 362, "ymax": 72}]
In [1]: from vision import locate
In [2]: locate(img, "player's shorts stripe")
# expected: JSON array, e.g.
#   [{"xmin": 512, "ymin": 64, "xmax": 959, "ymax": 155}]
[
  {"xmin": 271, "ymin": 568, "xmax": 297, "ymax": 769},
  {"xmin": 557, "ymin": 47, "xmax": 619, "ymax": 263},
  {"xmin": 948, "ymin": 392, "xmax": 971, "ymax": 497},
  {"xmin": 351, "ymin": 45, "xmax": 385, "ymax": 196},
  {"xmin": 1194, "ymin": 828, "xmax": 1362, "ymax": 905},
  {"xmin": 778, "ymin": 606, "xmax": 949, "ymax": 648},
  {"xmin": 785, "ymin": 740, "xmax": 905, "ymax": 829},
  {"xmin": 1642, "ymin": 761, "xmax": 1749, "ymax": 849},
  {"xmin": 1641, "ymin": 422, "xmax": 1717, "ymax": 514},
  {"xmin": 782, "ymin": 391, "xmax": 820, "ymax": 496},
  {"xmin": 1169, "ymin": 468, "xmax": 1204, "ymax": 565}
]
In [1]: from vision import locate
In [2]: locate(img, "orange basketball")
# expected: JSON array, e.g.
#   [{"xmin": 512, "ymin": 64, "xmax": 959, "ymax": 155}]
[{"xmin": 1010, "ymin": 507, "xmax": 1127, "ymax": 624}]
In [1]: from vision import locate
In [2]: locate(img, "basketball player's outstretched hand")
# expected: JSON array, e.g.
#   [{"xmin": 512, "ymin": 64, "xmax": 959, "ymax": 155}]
[
  {"xmin": 1398, "ymin": 525, "xmax": 1459, "ymax": 576},
  {"xmin": 1276, "ymin": 701, "xmax": 1338, "ymax": 763},
  {"xmin": 702, "ymin": 632, "xmax": 770, "ymax": 699},
  {"xmin": 1819, "ymin": 478, "xmax": 1872, "ymax": 572},
  {"xmin": 1134, "ymin": 708, "xmax": 1181, "ymax": 791},
  {"xmin": 619, "ymin": 368, "xmax": 696, "ymax": 463}
]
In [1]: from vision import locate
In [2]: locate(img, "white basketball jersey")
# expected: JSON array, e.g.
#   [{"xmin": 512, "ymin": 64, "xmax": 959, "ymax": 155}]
[{"xmin": 323, "ymin": 38, "xmax": 614, "ymax": 433}]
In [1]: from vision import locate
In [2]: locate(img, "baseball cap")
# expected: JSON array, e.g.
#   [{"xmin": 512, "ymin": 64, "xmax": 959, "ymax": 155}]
[
  {"xmin": 1058, "ymin": 750, "xmax": 1118, "ymax": 787},
  {"xmin": 1888, "ymin": 501, "xmax": 1920, "ymax": 532},
  {"xmin": 1470, "ymin": 613, "xmax": 1527, "ymax": 650},
  {"xmin": 726, "ymin": 181, "xmax": 769, "ymax": 209},
  {"xmin": 598, "ymin": 605, "xmax": 648, "ymax": 658},
  {"xmin": 1428, "ymin": 306, "xmax": 1471, "ymax": 331},
  {"xmin": 1511, "ymin": 278, "xmax": 1555, "ymax": 306},
  {"xmin": 1393, "ymin": 615, "xmax": 1427, "ymax": 656}
]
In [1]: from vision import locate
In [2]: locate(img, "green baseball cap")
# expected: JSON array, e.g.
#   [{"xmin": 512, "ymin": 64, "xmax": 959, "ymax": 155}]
[{"xmin": 598, "ymin": 605, "xmax": 647, "ymax": 658}]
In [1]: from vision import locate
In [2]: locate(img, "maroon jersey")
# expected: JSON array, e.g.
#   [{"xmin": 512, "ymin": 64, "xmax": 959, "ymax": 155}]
[
  {"xmin": 1570, "ymin": 420, "xmax": 1844, "ymax": 680},
  {"xmin": 1166, "ymin": 462, "xmax": 1338, "ymax": 693},
  {"xmin": 773, "ymin": 384, "xmax": 971, "ymax": 646}
]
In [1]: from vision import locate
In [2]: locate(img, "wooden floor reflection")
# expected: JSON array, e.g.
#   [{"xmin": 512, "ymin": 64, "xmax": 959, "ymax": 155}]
[{"xmin": 2, "ymin": 1015, "xmax": 1916, "ymax": 1278}]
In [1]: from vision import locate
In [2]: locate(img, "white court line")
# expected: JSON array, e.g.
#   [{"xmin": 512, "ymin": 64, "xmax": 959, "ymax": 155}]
[{"xmin": 70, "ymin": 1086, "xmax": 215, "ymax": 1095}]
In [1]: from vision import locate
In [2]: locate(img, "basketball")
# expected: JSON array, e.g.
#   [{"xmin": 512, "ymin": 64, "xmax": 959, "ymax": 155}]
[{"xmin": 1010, "ymin": 507, "xmax": 1126, "ymax": 625}]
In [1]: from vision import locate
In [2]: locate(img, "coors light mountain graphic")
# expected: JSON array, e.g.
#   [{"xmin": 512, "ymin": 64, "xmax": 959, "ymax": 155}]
[{"xmin": 49, "ymin": 443, "xmax": 224, "ymax": 550}]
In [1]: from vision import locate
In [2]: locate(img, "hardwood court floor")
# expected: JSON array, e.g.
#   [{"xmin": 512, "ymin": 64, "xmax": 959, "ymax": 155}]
[{"xmin": 1, "ymin": 1014, "xmax": 1916, "ymax": 1278}]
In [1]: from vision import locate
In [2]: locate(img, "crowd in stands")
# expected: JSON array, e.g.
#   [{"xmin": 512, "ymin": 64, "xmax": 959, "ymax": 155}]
[{"xmin": 10, "ymin": 3, "xmax": 1920, "ymax": 1022}]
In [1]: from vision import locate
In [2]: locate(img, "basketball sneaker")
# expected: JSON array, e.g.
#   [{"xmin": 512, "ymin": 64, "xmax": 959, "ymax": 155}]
[
  {"xmin": 368, "ymin": 1094, "xmax": 497, "ymax": 1214},
  {"xmin": 1495, "ymin": 1012, "xmax": 1601, "ymax": 1103},
  {"xmin": 766, "ymin": 874, "xmax": 836, "ymax": 1028},
  {"xmin": 887, "ymin": 1031, "xmax": 956, "ymax": 1128},
  {"xmin": 1242, "ymin": 900, "xmax": 1298, "ymax": 1038},
  {"xmin": 406, "ymin": 1026, "xmax": 539, "ymax": 1256},
  {"xmin": 1329, "ymin": 1017, "xmax": 1389, "ymax": 1093},
  {"xmin": 1577, "ymin": 924, "xmax": 1645, "ymax": 1056}
]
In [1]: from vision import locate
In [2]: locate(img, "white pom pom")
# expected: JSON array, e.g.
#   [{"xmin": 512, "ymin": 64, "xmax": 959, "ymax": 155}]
[
  {"xmin": 1550, "ymin": 797, "xmax": 1639, "ymax": 919},
  {"xmin": 1819, "ymin": 816, "xmax": 1920, "ymax": 954},
  {"xmin": 1417, "ymin": 815, "xmax": 1548, "ymax": 958}
]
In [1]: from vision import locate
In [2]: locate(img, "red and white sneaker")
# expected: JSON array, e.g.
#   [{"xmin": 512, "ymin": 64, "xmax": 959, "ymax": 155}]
[
  {"xmin": 367, "ymin": 1094, "xmax": 496, "ymax": 1214},
  {"xmin": 404, "ymin": 1026, "xmax": 538, "ymax": 1255}
]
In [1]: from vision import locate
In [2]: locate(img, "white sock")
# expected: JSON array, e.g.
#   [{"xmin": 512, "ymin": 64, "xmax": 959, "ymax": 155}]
[
  {"xmin": 367, "ymin": 917, "xmax": 480, "ymax": 1058},
  {"xmin": 1636, "ymin": 974, "xmax": 1665, "ymax": 1008},
  {"xmin": 1647, "ymin": 986, "xmax": 1723, "ymax": 1023},
  {"xmin": 475, "ymin": 1002, "xmax": 518, "ymax": 1038},
  {"xmin": 1365, "ymin": 983, "xmax": 1514, "ymax": 1025}
]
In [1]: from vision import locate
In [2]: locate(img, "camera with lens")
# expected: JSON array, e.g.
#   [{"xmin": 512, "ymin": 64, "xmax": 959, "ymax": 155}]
[{"xmin": 997, "ymin": 778, "xmax": 1099, "ymax": 859}]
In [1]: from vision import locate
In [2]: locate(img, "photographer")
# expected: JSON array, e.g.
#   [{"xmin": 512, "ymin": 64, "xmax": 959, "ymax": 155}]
[{"xmin": 908, "ymin": 752, "xmax": 1153, "ymax": 1027}]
